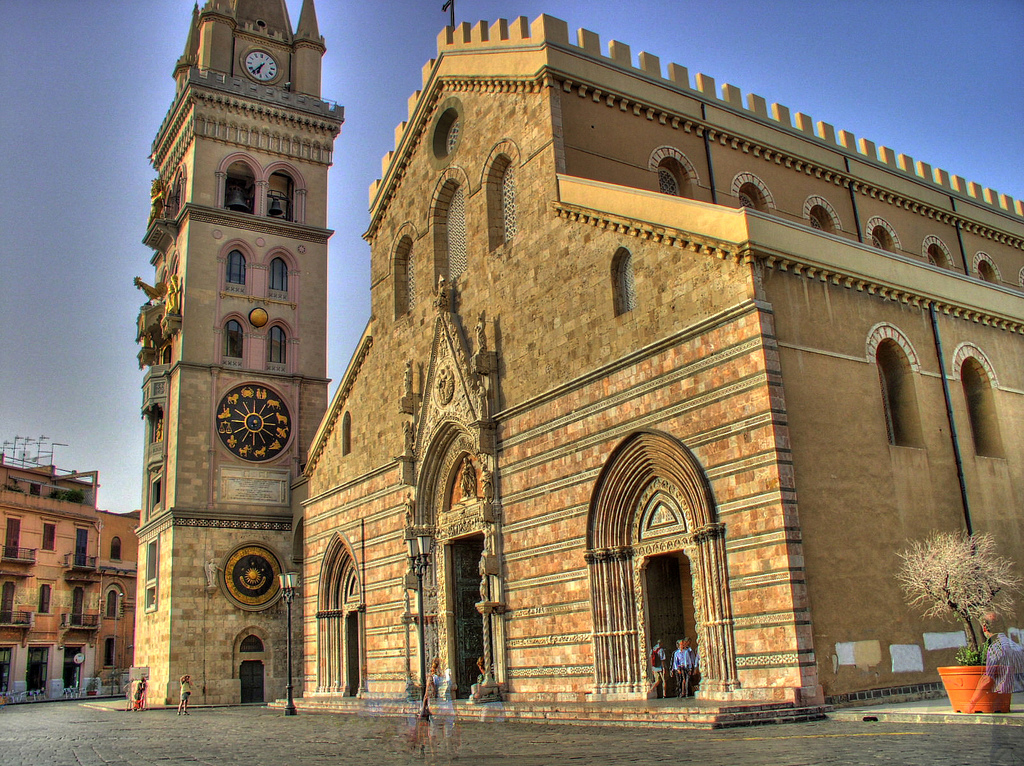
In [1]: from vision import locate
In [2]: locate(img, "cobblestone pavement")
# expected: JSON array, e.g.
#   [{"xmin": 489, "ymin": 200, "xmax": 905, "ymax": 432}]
[{"xmin": 0, "ymin": 700, "xmax": 1020, "ymax": 766}]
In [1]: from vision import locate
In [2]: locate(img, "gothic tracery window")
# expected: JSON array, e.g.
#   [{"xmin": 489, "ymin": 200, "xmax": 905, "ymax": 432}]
[{"xmin": 447, "ymin": 186, "xmax": 467, "ymax": 282}]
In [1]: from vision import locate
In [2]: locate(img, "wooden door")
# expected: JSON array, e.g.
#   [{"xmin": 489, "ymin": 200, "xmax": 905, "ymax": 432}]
[
  {"xmin": 239, "ymin": 659, "xmax": 264, "ymax": 703},
  {"xmin": 450, "ymin": 537, "xmax": 484, "ymax": 697}
]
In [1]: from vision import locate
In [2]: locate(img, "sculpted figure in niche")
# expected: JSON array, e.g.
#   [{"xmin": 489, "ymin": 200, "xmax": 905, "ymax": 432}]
[
  {"xmin": 403, "ymin": 493, "xmax": 415, "ymax": 528},
  {"xmin": 165, "ymin": 274, "xmax": 181, "ymax": 316},
  {"xmin": 404, "ymin": 420, "xmax": 415, "ymax": 455},
  {"xmin": 481, "ymin": 467, "xmax": 493, "ymax": 505},
  {"xmin": 403, "ymin": 360, "xmax": 413, "ymax": 398},
  {"xmin": 434, "ymin": 275, "xmax": 449, "ymax": 312},
  {"xmin": 460, "ymin": 457, "xmax": 477, "ymax": 500},
  {"xmin": 204, "ymin": 560, "xmax": 219, "ymax": 590},
  {"xmin": 475, "ymin": 313, "xmax": 487, "ymax": 353}
]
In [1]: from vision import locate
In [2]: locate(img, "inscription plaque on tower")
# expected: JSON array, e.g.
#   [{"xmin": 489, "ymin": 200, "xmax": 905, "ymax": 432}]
[{"xmin": 218, "ymin": 467, "xmax": 290, "ymax": 505}]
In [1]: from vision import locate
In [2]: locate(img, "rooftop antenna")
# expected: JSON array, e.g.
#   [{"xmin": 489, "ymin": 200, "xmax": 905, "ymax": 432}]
[{"xmin": 442, "ymin": 0, "xmax": 455, "ymax": 28}]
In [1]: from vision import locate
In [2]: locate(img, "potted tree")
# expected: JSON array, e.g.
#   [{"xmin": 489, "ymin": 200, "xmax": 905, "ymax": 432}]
[{"xmin": 897, "ymin": 531, "xmax": 1020, "ymax": 713}]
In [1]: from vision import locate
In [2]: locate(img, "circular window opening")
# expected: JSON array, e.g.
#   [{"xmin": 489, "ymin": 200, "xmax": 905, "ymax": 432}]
[
  {"xmin": 433, "ymin": 107, "xmax": 461, "ymax": 159},
  {"xmin": 256, "ymin": 19, "xmax": 267, "ymax": 29}
]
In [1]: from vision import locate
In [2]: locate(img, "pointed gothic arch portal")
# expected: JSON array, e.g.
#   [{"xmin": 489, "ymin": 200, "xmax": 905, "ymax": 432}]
[
  {"xmin": 316, "ymin": 535, "xmax": 364, "ymax": 696},
  {"xmin": 587, "ymin": 431, "xmax": 739, "ymax": 699}
]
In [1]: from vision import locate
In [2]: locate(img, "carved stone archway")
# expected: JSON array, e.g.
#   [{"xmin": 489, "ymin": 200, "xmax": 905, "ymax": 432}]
[
  {"xmin": 586, "ymin": 431, "xmax": 738, "ymax": 698},
  {"xmin": 315, "ymin": 535, "xmax": 364, "ymax": 695}
]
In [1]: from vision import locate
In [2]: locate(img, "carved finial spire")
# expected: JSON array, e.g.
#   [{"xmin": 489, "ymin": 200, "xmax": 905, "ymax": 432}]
[
  {"xmin": 174, "ymin": 4, "xmax": 201, "ymax": 76},
  {"xmin": 296, "ymin": 0, "xmax": 321, "ymax": 40}
]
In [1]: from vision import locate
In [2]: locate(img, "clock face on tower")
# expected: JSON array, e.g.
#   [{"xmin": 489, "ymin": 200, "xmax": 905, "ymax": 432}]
[
  {"xmin": 224, "ymin": 545, "xmax": 281, "ymax": 609},
  {"xmin": 216, "ymin": 384, "xmax": 291, "ymax": 461},
  {"xmin": 244, "ymin": 50, "xmax": 278, "ymax": 81}
]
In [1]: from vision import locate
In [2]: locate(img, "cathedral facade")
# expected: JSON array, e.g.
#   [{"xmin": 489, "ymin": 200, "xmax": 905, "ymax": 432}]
[
  {"xmin": 134, "ymin": 0, "xmax": 340, "ymax": 705},
  {"xmin": 301, "ymin": 15, "xmax": 1023, "ymax": 707}
]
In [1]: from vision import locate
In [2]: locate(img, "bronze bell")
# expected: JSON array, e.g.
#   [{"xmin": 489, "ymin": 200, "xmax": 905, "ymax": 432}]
[
  {"xmin": 267, "ymin": 194, "xmax": 286, "ymax": 218},
  {"xmin": 225, "ymin": 186, "xmax": 249, "ymax": 212}
]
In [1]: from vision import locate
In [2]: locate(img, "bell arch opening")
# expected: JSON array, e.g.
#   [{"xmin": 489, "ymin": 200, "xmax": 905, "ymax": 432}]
[{"xmin": 586, "ymin": 430, "xmax": 739, "ymax": 699}]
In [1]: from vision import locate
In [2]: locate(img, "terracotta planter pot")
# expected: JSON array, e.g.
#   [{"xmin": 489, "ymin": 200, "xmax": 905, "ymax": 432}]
[{"xmin": 937, "ymin": 665, "xmax": 1011, "ymax": 713}]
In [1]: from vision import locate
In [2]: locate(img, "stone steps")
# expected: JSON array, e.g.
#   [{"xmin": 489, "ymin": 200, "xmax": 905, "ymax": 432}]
[{"xmin": 269, "ymin": 696, "xmax": 830, "ymax": 729}]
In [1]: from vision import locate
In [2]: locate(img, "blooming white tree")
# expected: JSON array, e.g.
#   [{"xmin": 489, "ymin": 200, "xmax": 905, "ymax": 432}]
[{"xmin": 897, "ymin": 531, "xmax": 1020, "ymax": 653}]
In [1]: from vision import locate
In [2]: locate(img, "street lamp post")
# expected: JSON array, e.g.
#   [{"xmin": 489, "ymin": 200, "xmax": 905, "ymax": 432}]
[
  {"xmin": 406, "ymin": 534, "xmax": 433, "ymax": 696},
  {"xmin": 279, "ymin": 573, "xmax": 298, "ymax": 716}
]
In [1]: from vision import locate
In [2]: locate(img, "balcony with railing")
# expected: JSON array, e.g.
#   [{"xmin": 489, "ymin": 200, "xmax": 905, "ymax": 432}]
[
  {"xmin": 63, "ymin": 553, "xmax": 100, "ymax": 583},
  {"xmin": 60, "ymin": 612, "xmax": 99, "ymax": 629},
  {"xmin": 1, "ymin": 546, "xmax": 36, "ymax": 564},
  {"xmin": 0, "ymin": 609, "xmax": 33, "ymax": 627}
]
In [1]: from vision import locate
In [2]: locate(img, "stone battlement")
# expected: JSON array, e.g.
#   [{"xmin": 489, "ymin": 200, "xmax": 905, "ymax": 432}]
[
  {"xmin": 389, "ymin": 14, "xmax": 1018, "ymax": 220},
  {"xmin": 188, "ymin": 68, "xmax": 342, "ymax": 119}
]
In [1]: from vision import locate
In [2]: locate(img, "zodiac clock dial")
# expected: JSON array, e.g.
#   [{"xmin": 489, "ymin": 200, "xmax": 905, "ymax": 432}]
[
  {"xmin": 216, "ymin": 384, "xmax": 291, "ymax": 461},
  {"xmin": 224, "ymin": 546, "xmax": 281, "ymax": 609}
]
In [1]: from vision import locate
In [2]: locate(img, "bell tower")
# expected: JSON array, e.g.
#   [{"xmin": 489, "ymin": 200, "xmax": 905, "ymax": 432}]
[{"xmin": 134, "ymin": 0, "xmax": 341, "ymax": 705}]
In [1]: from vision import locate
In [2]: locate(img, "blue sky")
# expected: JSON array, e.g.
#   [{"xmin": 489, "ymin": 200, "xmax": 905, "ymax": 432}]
[{"xmin": 1, "ymin": 0, "xmax": 1021, "ymax": 513}]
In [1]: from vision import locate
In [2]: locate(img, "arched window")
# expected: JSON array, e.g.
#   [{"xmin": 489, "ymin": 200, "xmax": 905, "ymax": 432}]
[
  {"xmin": 808, "ymin": 205, "xmax": 833, "ymax": 232},
  {"xmin": 649, "ymin": 148, "xmax": 697, "ymax": 199},
  {"xmin": 227, "ymin": 250, "xmax": 246, "ymax": 286},
  {"xmin": 224, "ymin": 319, "xmax": 244, "ymax": 360},
  {"xmin": 977, "ymin": 260, "xmax": 998, "ymax": 284},
  {"xmin": 240, "ymin": 635, "xmax": 264, "ymax": 652},
  {"xmin": 656, "ymin": 157, "xmax": 694, "ymax": 198},
  {"xmin": 500, "ymin": 163, "xmax": 517, "ymax": 244},
  {"xmin": 739, "ymin": 183, "xmax": 765, "ymax": 211},
  {"xmin": 341, "ymin": 412, "xmax": 352, "ymax": 456},
  {"xmin": 106, "ymin": 589, "xmax": 120, "ymax": 619},
  {"xmin": 224, "ymin": 161, "xmax": 255, "ymax": 214},
  {"xmin": 925, "ymin": 240, "xmax": 951, "ymax": 269},
  {"xmin": 871, "ymin": 226, "xmax": 894, "ymax": 251},
  {"xmin": 612, "ymin": 248, "xmax": 637, "ymax": 316},
  {"xmin": 876, "ymin": 340, "xmax": 923, "ymax": 447},
  {"xmin": 447, "ymin": 186, "xmax": 467, "ymax": 282},
  {"xmin": 269, "ymin": 257, "xmax": 289, "ymax": 293},
  {"xmin": 961, "ymin": 358, "xmax": 1003, "ymax": 457},
  {"xmin": 266, "ymin": 171, "xmax": 294, "ymax": 220},
  {"xmin": 394, "ymin": 236, "xmax": 415, "ymax": 318},
  {"xmin": 268, "ymin": 326, "xmax": 287, "ymax": 366},
  {"xmin": 110, "ymin": 536, "xmax": 121, "ymax": 561}
]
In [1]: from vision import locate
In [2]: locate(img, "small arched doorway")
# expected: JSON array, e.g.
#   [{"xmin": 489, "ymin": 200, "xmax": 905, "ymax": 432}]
[
  {"xmin": 239, "ymin": 634, "xmax": 265, "ymax": 703},
  {"xmin": 238, "ymin": 634, "xmax": 264, "ymax": 700},
  {"xmin": 316, "ymin": 536, "xmax": 364, "ymax": 695},
  {"xmin": 587, "ymin": 431, "xmax": 739, "ymax": 698}
]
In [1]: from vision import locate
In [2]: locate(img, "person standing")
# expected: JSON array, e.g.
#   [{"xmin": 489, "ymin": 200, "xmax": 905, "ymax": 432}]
[
  {"xmin": 672, "ymin": 638, "xmax": 700, "ymax": 697},
  {"xmin": 178, "ymin": 675, "xmax": 192, "ymax": 715},
  {"xmin": 966, "ymin": 612, "xmax": 1024, "ymax": 713},
  {"xmin": 648, "ymin": 640, "xmax": 667, "ymax": 698}
]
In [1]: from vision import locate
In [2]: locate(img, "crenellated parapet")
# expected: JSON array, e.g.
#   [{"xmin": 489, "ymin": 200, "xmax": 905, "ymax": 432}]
[{"xmin": 368, "ymin": 14, "xmax": 1021, "ymax": 239}]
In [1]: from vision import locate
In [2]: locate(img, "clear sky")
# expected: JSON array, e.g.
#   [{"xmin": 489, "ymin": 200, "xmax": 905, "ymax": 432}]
[{"xmin": 1, "ymin": 0, "xmax": 1021, "ymax": 514}]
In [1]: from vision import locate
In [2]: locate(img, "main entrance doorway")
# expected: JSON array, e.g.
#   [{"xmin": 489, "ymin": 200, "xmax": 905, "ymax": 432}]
[
  {"xmin": 644, "ymin": 553, "xmax": 695, "ymax": 696},
  {"xmin": 449, "ymin": 536, "xmax": 484, "ymax": 697},
  {"xmin": 239, "ymin": 660, "xmax": 264, "ymax": 703}
]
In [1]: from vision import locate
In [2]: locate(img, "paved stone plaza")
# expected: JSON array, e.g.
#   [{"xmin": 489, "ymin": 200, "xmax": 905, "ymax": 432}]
[{"xmin": 0, "ymin": 700, "xmax": 1020, "ymax": 765}]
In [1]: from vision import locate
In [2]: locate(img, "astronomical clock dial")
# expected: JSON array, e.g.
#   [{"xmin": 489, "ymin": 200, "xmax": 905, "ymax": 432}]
[
  {"xmin": 216, "ymin": 384, "xmax": 291, "ymax": 461},
  {"xmin": 244, "ymin": 50, "xmax": 278, "ymax": 81},
  {"xmin": 224, "ymin": 545, "xmax": 281, "ymax": 609}
]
